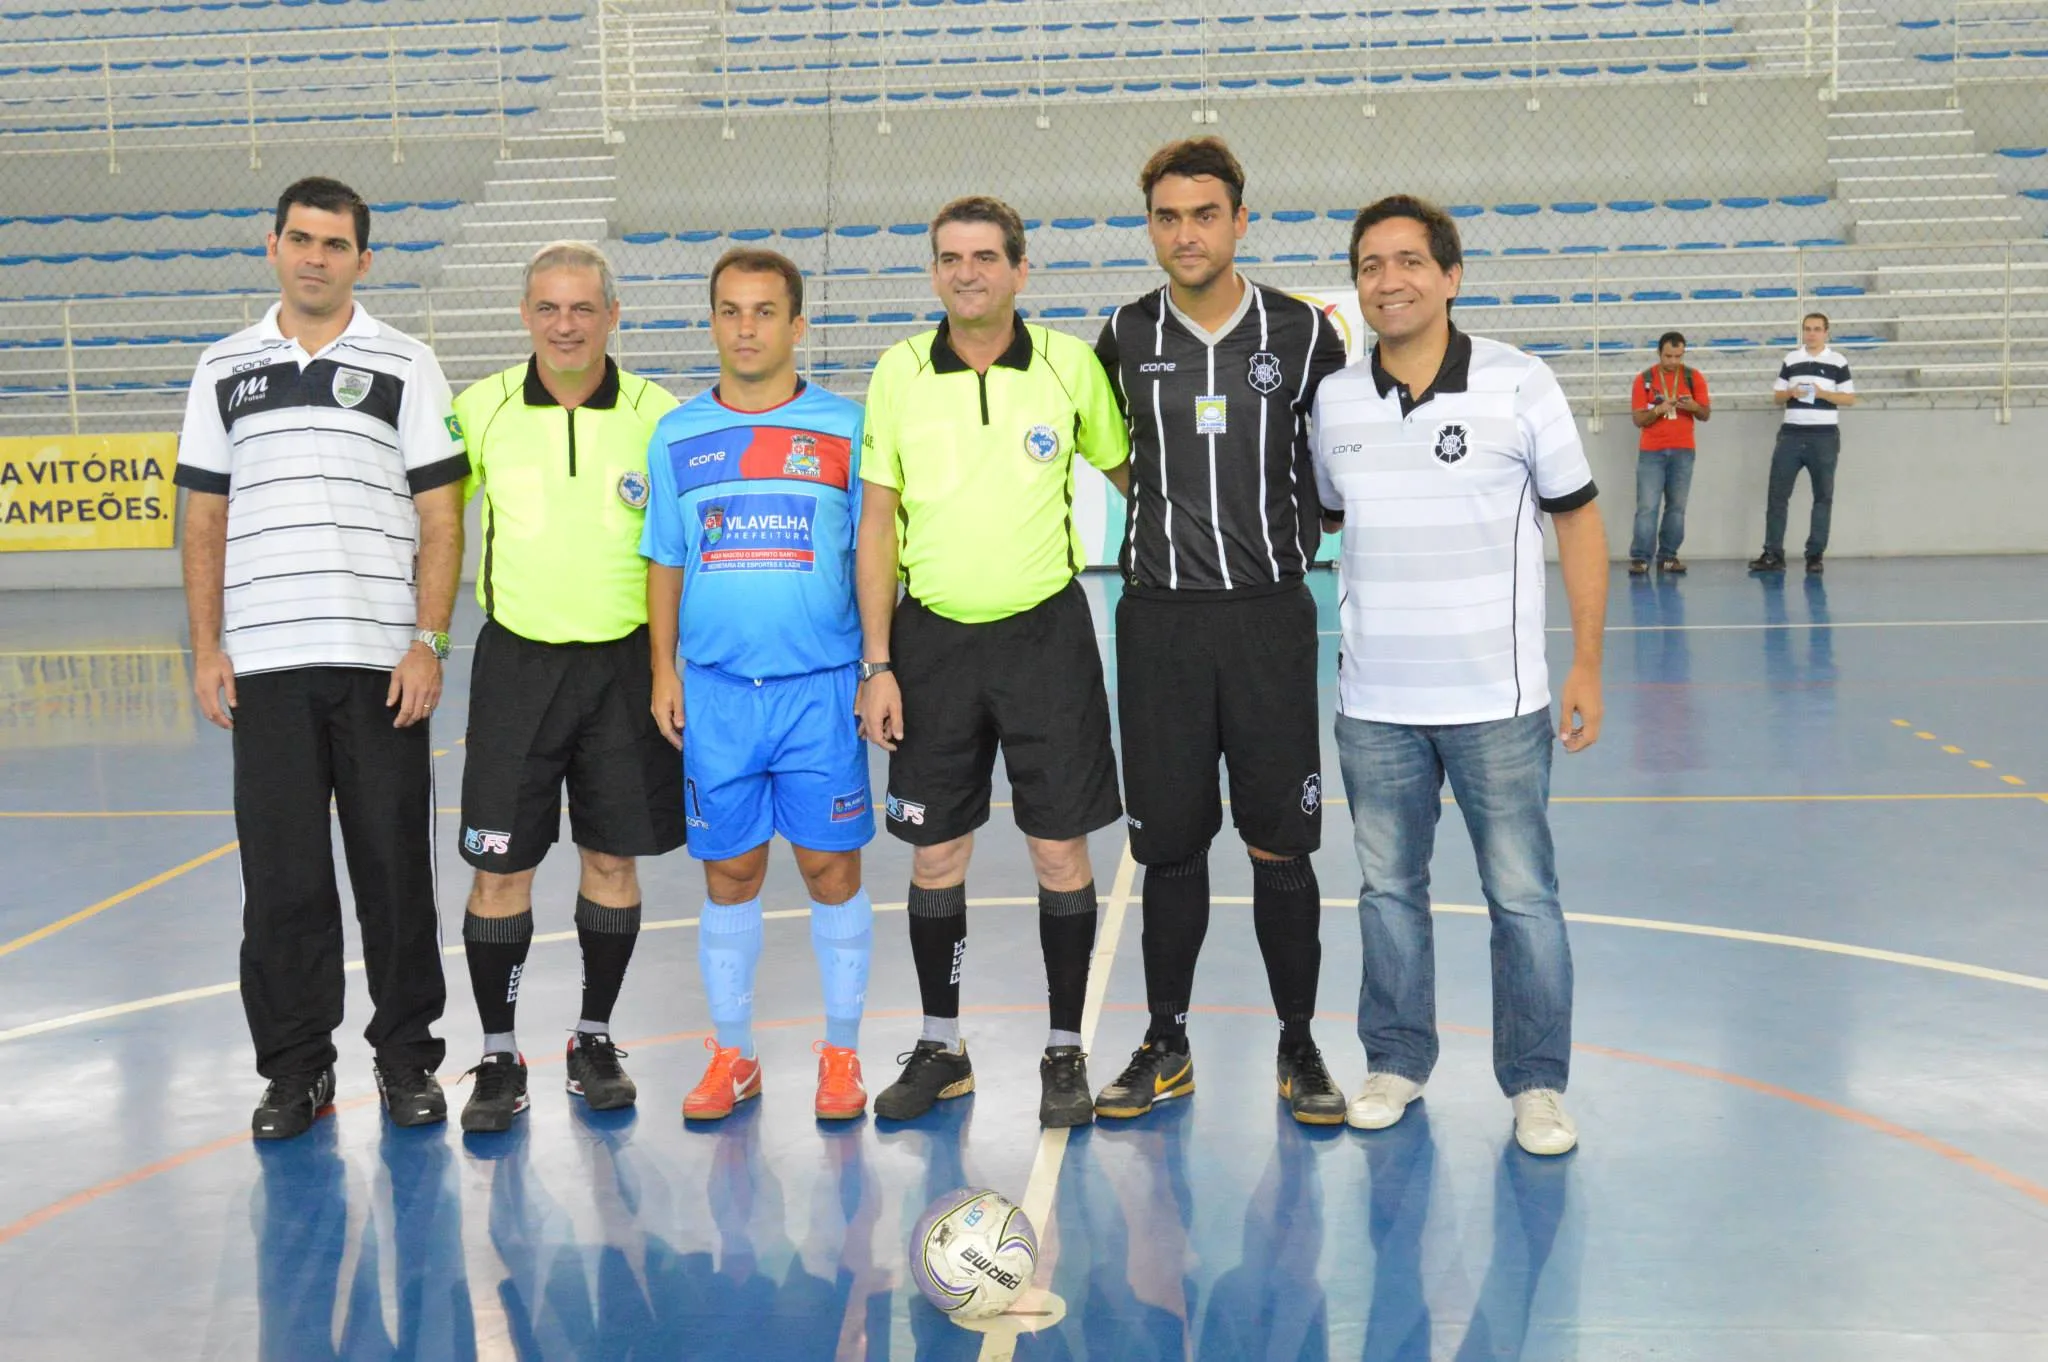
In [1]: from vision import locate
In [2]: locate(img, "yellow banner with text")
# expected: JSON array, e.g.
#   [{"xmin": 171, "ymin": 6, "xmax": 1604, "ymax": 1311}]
[{"xmin": 0, "ymin": 432, "xmax": 178, "ymax": 552}]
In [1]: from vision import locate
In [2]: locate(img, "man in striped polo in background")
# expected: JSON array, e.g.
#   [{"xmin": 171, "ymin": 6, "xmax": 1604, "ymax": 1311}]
[{"xmin": 1750, "ymin": 312, "xmax": 1858, "ymax": 576}]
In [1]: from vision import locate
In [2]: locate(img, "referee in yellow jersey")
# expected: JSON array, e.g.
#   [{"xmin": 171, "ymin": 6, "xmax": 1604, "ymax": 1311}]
[
  {"xmin": 855, "ymin": 195, "xmax": 1132, "ymax": 1129},
  {"xmin": 448, "ymin": 241, "xmax": 683, "ymax": 1133}
]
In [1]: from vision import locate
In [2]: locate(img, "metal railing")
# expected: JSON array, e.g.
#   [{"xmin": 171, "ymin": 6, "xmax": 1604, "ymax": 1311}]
[{"xmin": 4, "ymin": 239, "xmax": 2042, "ymax": 431}]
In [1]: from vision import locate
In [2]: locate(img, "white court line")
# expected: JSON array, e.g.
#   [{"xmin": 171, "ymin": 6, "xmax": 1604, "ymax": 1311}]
[
  {"xmin": 976, "ymin": 842, "xmax": 1138, "ymax": 1362},
  {"xmin": 5, "ymin": 890, "xmax": 2045, "ymax": 1049}
]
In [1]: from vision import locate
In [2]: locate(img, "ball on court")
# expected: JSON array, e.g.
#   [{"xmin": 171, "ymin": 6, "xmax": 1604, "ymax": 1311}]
[{"xmin": 910, "ymin": 1187, "xmax": 1038, "ymax": 1321}]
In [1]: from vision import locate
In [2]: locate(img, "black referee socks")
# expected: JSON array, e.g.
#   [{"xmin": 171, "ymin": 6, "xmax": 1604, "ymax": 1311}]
[
  {"xmin": 1251, "ymin": 854, "xmax": 1323, "ymax": 1048},
  {"xmin": 574, "ymin": 895, "xmax": 641, "ymax": 1031},
  {"xmin": 1038, "ymin": 883, "xmax": 1098, "ymax": 1043},
  {"xmin": 463, "ymin": 909, "xmax": 534, "ymax": 1043},
  {"xmin": 907, "ymin": 882, "xmax": 969, "ymax": 1028},
  {"xmin": 1141, "ymin": 852, "xmax": 1211, "ymax": 1046}
]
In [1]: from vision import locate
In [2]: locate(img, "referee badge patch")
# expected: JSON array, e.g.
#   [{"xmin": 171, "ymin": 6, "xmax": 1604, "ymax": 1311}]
[
  {"xmin": 1023, "ymin": 424, "xmax": 1061, "ymax": 463},
  {"xmin": 332, "ymin": 366, "xmax": 374, "ymax": 409},
  {"xmin": 1247, "ymin": 350, "xmax": 1284, "ymax": 395},
  {"xmin": 1195, "ymin": 394, "xmax": 1228, "ymax": 435},
  {"xmin": 616, "ymin": 469, "xmax": 650, "ymax": 509},
  {"xmin": 1431, "ymin": 422, "xmax": 1470, "ymax": 466}
]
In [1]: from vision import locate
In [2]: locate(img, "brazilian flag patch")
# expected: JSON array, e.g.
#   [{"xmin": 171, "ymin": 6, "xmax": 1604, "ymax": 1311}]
[{"xmin": 445, "ymin": 414, "xmax": 465, "ymax": 443}]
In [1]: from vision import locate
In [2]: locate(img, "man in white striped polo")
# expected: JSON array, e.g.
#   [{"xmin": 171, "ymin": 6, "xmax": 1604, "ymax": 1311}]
[
  {"xmin": 1311, "ymin": 194, "xmax": 1609, "ymax": 1156},
  {"xmin": 176, "ymin": 176, "xmax": 466, "ymax": 1140},
  {"xmin": 1750, "ymin": 312, "xmax": 1858, "ymax": 575}
]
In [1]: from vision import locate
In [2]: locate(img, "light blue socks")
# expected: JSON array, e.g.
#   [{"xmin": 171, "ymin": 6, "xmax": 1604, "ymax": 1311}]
[
  {"xmin": 810, "ymin": 890, "xmax": 873, "ymax": 1051},
  {"xmin": 699, "ymin": 897, "xmax": 763, "ymax": 1057}
]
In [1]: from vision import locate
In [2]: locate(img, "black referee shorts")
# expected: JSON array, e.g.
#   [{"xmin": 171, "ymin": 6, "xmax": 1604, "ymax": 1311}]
[
  {"xmin": 1116, "ymin": 583, "xmax": 1324, "ymax": 866},
  {"xmin": 884, "ymin": 579, "xmax": 1122, "ymax": 847},
  {"xmin": 459, "ymin": 620, "xmax": 685, "ymax": 875}
]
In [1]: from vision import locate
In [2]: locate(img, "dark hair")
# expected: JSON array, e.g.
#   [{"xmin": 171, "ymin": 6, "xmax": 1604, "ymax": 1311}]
[
  {"xmin": 930, "ymin": 195, "xmax": 1026, "ymax": 268},
  {"xmin": 1657, "ymin": 331, "xmax": 1687, "ymax": 351},
  {"xmin": 1802, "ymin": 312, "xmax": 1831, "ymax": 331},
  {"xmin": 1347, "ymin": 194, "xmax": 1462, "ymax": 281},
  {"xmin": 709, "ymin": 248, "xmax": 805, "ymax": 315},
  {"xmin": 1139, "ymin": 137, "xmax": 1246, "ymax": 211},
  {"xmin": 274, "ymin": 176, "xmax": 370, "ymax": 253}
]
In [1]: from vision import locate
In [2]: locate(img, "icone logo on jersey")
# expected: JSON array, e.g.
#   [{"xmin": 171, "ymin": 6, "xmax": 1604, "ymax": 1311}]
[
  {"xmin": 688, "ymin": 451, "xmax": 727, "ymax": 468},
  {"xmin": 1139, "ymin": 361, "xmax": 1176, "ymax": 373}
]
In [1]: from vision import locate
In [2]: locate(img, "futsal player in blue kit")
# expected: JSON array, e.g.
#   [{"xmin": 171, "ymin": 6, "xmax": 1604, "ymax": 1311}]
[{"xmin": 641, "ymin": 249, "xmax": 876, "ymax": 1122}]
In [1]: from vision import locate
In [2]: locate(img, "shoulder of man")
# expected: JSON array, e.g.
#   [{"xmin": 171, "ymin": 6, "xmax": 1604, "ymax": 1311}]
[
  {"xmin": 1034, "ymin": 324, "xmax": 1109, "ymax": 381},
  {"xmin": 191, "ymin": 318, "xmax": 280, "ymax": 373},
  {"xmin": 616, "ymin": 366, "xmax": 681, "ymax": 418},
  {"xmin": 871, "ymin": 330, "xmax": 937, "ymax": 384},
  {"xmin": 343, "ymin": 311, "xmax": 438, "ymax": 366}
]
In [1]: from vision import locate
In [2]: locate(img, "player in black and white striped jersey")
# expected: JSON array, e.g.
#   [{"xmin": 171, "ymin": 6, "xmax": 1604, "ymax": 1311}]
[
  {"xmin": 1750, "ymin": 312, "xmax": 1859, "ymax": 575},
  {"xmin": 174, "ymin": 177, "xmax": 467, "ymax": 1141},
  {"xmin": 1090, "ymin": 138, "xmax": 1350, "ymax": 1126}
]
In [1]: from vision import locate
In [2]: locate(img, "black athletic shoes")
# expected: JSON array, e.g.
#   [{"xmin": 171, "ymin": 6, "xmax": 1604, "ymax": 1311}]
[
  {"xmin": 1277, "ymin": 1043, "xmax": 1347, "ymax": 1125},
  {"xmin": 251, "ymin": 1067, "xmax": 336, "ymax": 1141},
  {"xmin": 565, "ymin": 1032, "xmax": 637, "ymax": 1111},
  {"xmin": 1093, "ymin": 1039, "xmax": 1195, "ymax": 1119},
  {"xmin": 1039, "ymin": 1046, "xmax": 1094, "ymax": 1128},
  {"xmin": 460, "ymin": 1052, "xmax": 529, "ymax": 1133},
  {"xmin": 1748, "ymin": 551, "xmax": 1786, "ymax": 573},
  {"xmin": 873, "ymin": 1040, "xmax": 975, "ymax": 1120},
  {"xmin": 375, "ymin": 1059, "xmax": 448, "ymax": 1127}
]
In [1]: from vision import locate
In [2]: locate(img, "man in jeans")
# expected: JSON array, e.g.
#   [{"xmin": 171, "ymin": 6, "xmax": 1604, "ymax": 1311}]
[
  {"xmin": 1751, "ymin": 313, "xmax": 1857, "ymax": 576},
  {"xmin": 1627, "ymin": 331, "xmax": 1709, "ymax": 576},
  {"xmin": 1311, "ymin": 195, "xmax": 1608, "ymax": 1156}
]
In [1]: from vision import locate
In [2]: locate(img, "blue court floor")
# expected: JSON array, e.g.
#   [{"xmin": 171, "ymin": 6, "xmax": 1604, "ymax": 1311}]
[{"xmin": 3, "ymin": 558, "xmax": 2047, "ymax": 1360}]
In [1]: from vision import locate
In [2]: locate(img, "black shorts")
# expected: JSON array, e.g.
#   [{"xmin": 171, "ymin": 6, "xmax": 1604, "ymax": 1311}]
[
  {"xmin": 459, "ymin": 620, "xmax": 686, "ymax": 874},
  {"xmin": 884, "ymin": 579, "xmax": 1122, "ymax": 846},
  {"xmin": 1116, "ymin": 583, "xmax": 1323, "ymax": 865}
]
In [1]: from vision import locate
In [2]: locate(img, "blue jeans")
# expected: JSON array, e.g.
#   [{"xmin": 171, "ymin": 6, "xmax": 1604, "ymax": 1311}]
[
  {"xmin": 1334, "ymin": 708, "xmax": 1573, "ymax": 1096},
  {"xmin": 1629, "ymin": 447, "xmax": 1694, "ymax": 562},
  {"xmin": 1762, "ymin": 425, "xmax": 1839, "ymax": 559}
]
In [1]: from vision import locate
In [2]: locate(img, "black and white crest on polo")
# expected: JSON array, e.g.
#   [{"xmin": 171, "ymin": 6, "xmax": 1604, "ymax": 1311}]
[
  {"xmin": 1433, "ymin": 422, "xmax": 1470, "ymax": 465},
  {"xmin": 1247, "ymin": 350, "xmax": 1284, "ymax": 395}
]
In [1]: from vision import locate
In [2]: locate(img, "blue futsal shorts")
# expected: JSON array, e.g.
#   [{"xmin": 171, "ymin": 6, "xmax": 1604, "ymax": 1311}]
[{"xmin": 681, "ymin": 661, "xmax": 875, "ymax": 862}]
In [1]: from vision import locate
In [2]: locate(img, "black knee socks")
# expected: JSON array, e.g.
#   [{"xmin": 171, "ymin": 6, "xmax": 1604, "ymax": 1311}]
[
  {"xmin": 1140, "ymin": 852, "xmax": 1210, "ymax": 1046},
  {"xmin": 1252, "ymin": 854, "xmax": 1323, "ymax": 1048},
  {"xmin": 1039, "ymin": 883, "xmax": 1098, "ymax": 1043}
]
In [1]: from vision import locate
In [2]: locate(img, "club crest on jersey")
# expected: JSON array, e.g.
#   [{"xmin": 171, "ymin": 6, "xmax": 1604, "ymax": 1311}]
[
  {"xmin": 784, "ymin": 434, "xmax": 822, "ymax": 478},
  {"xmin": 702, "ymin": 503, "xmax": 725, "ymax": 544},
  {"xmin": 885, "ymin": 794, "xmax": 926, "ymax": 826},
  {"xmin": 1247, "ymin": 350, "xmax": 1284, "ymax": 395},
  {"xmin": 463, "ymin": 826, "xmax": 511, "ymax": 856},
  {"xmin": 1432, "ymin": 422, "xmax": 1470, "ymax": 466},
  {"xmin": 616, "ymin": 469, "xmax": 650, "ymax": 509},
  {"xmin": 1023, "ymin": 424, "xmax": 1060, "ymax": 463},
  {"xmin": 1300, "ymin": 773, "xmax": 1322, "ymax": 816},
  {"xmin": 332, "ymin": 366, "xmax": 374, "ymax": 409}
]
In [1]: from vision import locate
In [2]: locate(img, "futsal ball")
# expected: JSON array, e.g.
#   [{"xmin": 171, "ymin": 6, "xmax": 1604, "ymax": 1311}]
[{"xmin": 910, "ymin": 1187, "xmax": 1038, "ymax": 1321}]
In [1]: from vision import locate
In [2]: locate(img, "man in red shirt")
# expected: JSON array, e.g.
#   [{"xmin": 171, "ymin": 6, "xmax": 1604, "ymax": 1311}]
[{"xmin": 1628, "ymin": 331, "xmax": 1710, "ymax": 575}]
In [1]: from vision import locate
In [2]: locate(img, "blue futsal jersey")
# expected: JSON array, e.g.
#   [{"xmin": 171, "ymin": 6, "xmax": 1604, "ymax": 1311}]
[{"xmin": 641, "ymin": 382, "xmax": 865, "ymax": 679}]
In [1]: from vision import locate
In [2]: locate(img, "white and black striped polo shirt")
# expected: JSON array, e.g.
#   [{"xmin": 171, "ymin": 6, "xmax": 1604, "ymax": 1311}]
[
  {"xmin": 1098, "ymin": 279, "xmax": 1347, "ymax": 594},
  {"xmin": 174, "ymin": 303, "xmax": 467, "ymax": 676},
  {"xmin": 1775, "ymin": 345, "xmax": 1854, "ymax": 428},
  {"xmin": 1312, "ymin": 327, "xmax": 1596, "ymax": 726}
]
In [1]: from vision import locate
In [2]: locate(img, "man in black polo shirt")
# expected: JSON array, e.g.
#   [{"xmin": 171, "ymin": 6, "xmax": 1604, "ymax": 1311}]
[{"xmin": 1091, "ymin": 138, "xmax": 1350, "ymax": 1124}]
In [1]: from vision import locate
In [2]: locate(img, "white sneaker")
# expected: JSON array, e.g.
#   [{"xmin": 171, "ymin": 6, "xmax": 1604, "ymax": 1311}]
[
  {"xmin": 1345, "ymin": 1072, "xmax": 1423, "ymax": 1130},
  {"xmin": 1512, "ymin": 1088, "xmax": 1578, "ymax": 1155}
]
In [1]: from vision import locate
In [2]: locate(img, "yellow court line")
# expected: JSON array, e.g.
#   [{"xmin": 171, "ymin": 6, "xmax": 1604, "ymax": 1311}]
[{"xmin": 0, "ymin": 839, "xmax": 238, "ymax": 961}]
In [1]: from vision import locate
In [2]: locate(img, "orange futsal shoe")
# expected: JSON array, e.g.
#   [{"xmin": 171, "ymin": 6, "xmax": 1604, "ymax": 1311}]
[
  {"xmin": 683, "ymin": 1037, "xmax": 761, "ymax": 1121},
  {"xmin": 813, "ymin": 1041, "xmax": 867, "ymax": 1121}
]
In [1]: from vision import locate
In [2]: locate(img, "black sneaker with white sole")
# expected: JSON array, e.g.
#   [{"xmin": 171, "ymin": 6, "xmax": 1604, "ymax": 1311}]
[
  {"xmin": 873, "ymin": 1040, "xmax": 974, "ymax": 1121},
  {"xmin": 375, "ymin": 1059, "xmax": 448, "ymax": 1128},
  {"xmin": 565, "ymin": 1032, "xmax": 637, "ymax": 1111},
  {"xmin": 460, "ymin": 1052, "xmax": 529, "ymax": 1133},
  {"xmin": 252, "ymin": 1067, "xmax": 336, "ymax": 1141},
  {"xmin": 1039, "ymin": 1046, "xmax": 1094, "ymax": 1127},
  {"xmin": 1277, "ymin": 1043, "xmax": 1347, "ymax": 1125}
]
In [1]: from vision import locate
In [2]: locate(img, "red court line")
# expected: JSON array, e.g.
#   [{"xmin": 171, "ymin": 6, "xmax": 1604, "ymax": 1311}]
[{"xmin": 6, "ymin": 1004, "xmax": 2048, "ymax": 1249}]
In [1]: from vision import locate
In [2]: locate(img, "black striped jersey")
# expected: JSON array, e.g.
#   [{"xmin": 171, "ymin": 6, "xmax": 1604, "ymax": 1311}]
[
  {"xmin": 173, "ymin": 303, "xmax": 468, "ymax": 675},
  {"xmin": 1097, "ymin": 280, "xmax": 1346, "ymax": 595}
]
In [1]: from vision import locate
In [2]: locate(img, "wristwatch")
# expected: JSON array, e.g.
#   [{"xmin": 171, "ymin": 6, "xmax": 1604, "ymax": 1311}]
[
  {"xmin": 857, "ymin": 660, "xmax": 893, "ymax": 681},
  {"xmin": 413, "ymin": 629, "xmax": 451, "ymax": 661}
]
